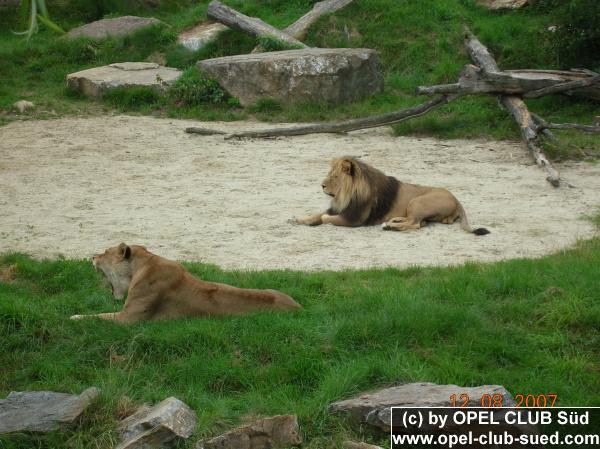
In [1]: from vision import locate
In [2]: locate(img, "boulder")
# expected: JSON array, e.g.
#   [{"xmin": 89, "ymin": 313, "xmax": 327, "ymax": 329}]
[
  {"xmin": 67, "ymin": 62, "xmax": 181, "ymax": 98},
  {"xmin": 196, "ymin": 414, "xmax": 301, "ymax": 449},
  {"xmin": 13, "ymin": 100, "xmax": 34, "ymax": 113},
  {"xmin": 478, "ymin": 0, "xmax": 528, "ymax": 9},
  {"xmin": 0, "ymin": 387, "xmax": 99, "ymax": 434},
  {"xmin": 197, "ymin": 48, "xmax": 383, "ymax": 106},
  {"xmin": 117, "ymin": 397, "xmax": 197, "ymax": 449},
  {"xmin": 178, "ymin": 22, "xmax": 228, "ymax": 52},
  {"xmin": 329, "ymin": 382, "xmax": 515, "ymax": 431},
  {"xmin": 66, "ymin": 16, "xmax": 163, "ymax": 40}
]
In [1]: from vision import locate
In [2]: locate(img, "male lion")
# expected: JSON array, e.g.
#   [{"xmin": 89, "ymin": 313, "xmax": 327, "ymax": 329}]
[
  {"xmin": 296, "ymin": 157, "xmax": 489, "ymax": 235},
  {"xmin": 70, "ymin": 243, "xmax": 301, "ymax": 324}
]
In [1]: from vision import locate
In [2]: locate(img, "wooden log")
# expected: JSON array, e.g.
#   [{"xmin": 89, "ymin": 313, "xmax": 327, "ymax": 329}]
[
  {"xmin": 501, "ymin": 97, "xmax": 561, "ymax": 186},
  {"xmin": 532, "ymin": 115, "xmax": 600, "ymax": 134},
  {"xmin": 284, "ymin": 0, "xmax": 355, "ymax": 40},
  {"xmin": 207, "ymin": 0, "xmax": 308, "ymax": 49},
  {"xmin": 185, "ymin": 127, "xmax": 226, "ymax": 135},
  {"xmin": 250, "ymin": 0, "xmax": 354, "ymax": 52},
  {"xmin": 417, "ymin": 65, "xmax": 600, "ymax": 100},
  {"xmin": 222, "ymin": 95, "xmax": 457, "ymax": 139},
  {"xmin": 464, "ymin": 27, "xmax": 561, "ymax": 187}
]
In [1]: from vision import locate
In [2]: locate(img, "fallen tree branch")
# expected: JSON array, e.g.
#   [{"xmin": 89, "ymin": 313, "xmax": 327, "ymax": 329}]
[
  {"xmin": 416, "ymin": 65, "xmax": 600, "ymax": 99},
  {"xmin": 185, "ymin": 127, "xmax": 226, "ymax": 136},
  {"xmin": 207, "ymin": 0, "xmax": 308, "ymax": 49},
  {"xmin": 284, "ymin": 0, "xmax": 355, "ymax": 40},
  {"xmin": 532, "ymin": 112, "xmax": 600, "ymax": 134},
  {"xmin": 464, "ymin": 27, "xmax": 562, "ymax": 187},
  {"xmin": 212, "ymin": 95, "xmax": 457, "ymax": 139},
  {"xmin": 523, "ymin": 74, "xmax": 600, "ymax": 99}
]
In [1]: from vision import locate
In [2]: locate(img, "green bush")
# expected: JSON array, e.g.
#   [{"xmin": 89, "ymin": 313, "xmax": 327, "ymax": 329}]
[{"xmin": 168, "ymin": 68, "xmax": 226, "ymax": 105}]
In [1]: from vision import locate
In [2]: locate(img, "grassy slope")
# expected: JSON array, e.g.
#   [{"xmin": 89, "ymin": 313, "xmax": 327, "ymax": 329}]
[
  {"xmin": 0, "ymin": 0, "xmax": 598, "ymax": 157},
  {"xmin": 1, "ymin": 239, "xmax": 600, "ymax": 448}
]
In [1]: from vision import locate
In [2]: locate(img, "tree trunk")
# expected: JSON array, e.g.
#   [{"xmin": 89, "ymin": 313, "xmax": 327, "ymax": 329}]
[
  {"xmin": 207, "ymin": 0, "xmax": 308, "ymax": 49},
  {"xmin": 464, "ymin": 27, "xmax": 561, "ymax": 187}
]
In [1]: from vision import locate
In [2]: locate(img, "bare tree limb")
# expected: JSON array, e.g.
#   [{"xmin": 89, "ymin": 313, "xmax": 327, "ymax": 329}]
[
  {"xmin": 197, "ymin": 95, "xmax": 457, "ymax": 139},
  {"xmin": 416, "ymin": 65, "xmax": 600, "ymax": 100},
  {"xmin": 207, "ymin": 1, "xmax": 308, "ymax": 49},
  {"xmin": 464, "ymin": 27, "xmax": 561, "ymax": 187},
  {"xmin": 523, "ymin": 74, "xmax": 600, "ymax": 99},
  {"xmin": 284, "ymin": 0, "xmax": 355, "ymax": 40},
  {"xmin": 185, "ymin": 127, "xmax": 226, "ymax": 135}
]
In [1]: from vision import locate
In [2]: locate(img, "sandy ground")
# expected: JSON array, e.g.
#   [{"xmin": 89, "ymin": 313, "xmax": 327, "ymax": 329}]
[{"xmin": 1, "ymin": 115, "xmax": 599, "ymax": 271}]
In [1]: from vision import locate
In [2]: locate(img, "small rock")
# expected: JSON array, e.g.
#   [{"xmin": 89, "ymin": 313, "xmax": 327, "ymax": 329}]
[
  {"xmin": 66, "ymin": 16, "xmax": 163, "ymax": 40},
  {"xmin": 66, "ymin": 62, "xmax": 181, "ymax": 98},
  {"xmin": 178, "ymin": 22, "xmax": 228, "ymax": 52},
  {"xmin": 0, "ymin": 387, "xmax": 99, "ymax": 434},
  {"xmin": 478, "ymin": 0, "xmax": 528, "ymax": 9},
  {"xmin": 116, "ymin": 397, "xmax": 196, "ymax": 449},
  {"xmin": 198, "ymin": 48, "xmax": 383, "ymax": 106},
  {"xmin": 13, "ymin": 100, "xmax": 34, "ymax": 113},
  {"xmin": 329, "ymin": 382, "xmax": 515, "ymax": 431},
  {"xmin": 343, "ymin": 441, "xmax": 385, "ymax": 449},
  {"xmin": 196, "ymin": 415, "xmax": 301, "ymax": 449}
]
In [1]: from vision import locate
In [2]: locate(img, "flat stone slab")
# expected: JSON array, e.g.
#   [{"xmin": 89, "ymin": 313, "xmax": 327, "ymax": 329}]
[
  {"xmin": 478, "ymin": 0, "xmax": 528, "ymax": 9},
  {"xmin": 198, "ymin": 48, "xmax": 383, "ymax": 106},
  {"xmin": 178, "ymin": 22, "xmax": 228, "ymax": 52},
  {"xmin": 116, "ymin": 397, "xmax": 197, "ymax": 449},
  {"xmin": 196, "ymin": 415, "xmax": 301, "ymax": 449},
  {"xmin": 0, "ymin": 387, "xmax": 99, "ymax": 434},
  {"xmin": 67, "ymin": 16, "xmax": 163, "ymax": 39},
  {"xmin": 329, "ymin": 382, "xmax": 516, "ymax": 431},
  {"xmin": 67, "ymin": 62, "xmax": 181, "ymax": 98}
]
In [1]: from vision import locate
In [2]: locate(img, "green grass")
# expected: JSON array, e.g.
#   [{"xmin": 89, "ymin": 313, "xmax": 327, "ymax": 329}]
[
  {"xmin": 0, "ymin": 0, "xmax": 598, "ymax": 156},
  {"xmin": 2, "ymin": 238, "xmax": 600, "ymax": 448}
]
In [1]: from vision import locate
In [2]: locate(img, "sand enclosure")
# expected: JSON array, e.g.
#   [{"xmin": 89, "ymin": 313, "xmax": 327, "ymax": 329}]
[{"xmin": 1, "ymin": 115, "xmax": 598, "ymax": 270}]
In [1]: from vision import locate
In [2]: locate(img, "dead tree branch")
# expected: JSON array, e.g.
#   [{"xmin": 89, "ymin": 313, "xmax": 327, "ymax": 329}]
[
  {"xmin": 284, "ymin": 0, "xmax": 355, "ymax": 40},
  {"xmin": 207, "ymin": 1, "xmax": 308, "ymax": 49},
  {"xmin": 219, "ymin": 95, "xmax": 458, "ymax": 139},
  {"xmin": 464, "ymin": 27, "xmax": 562, "ymax": 187}
]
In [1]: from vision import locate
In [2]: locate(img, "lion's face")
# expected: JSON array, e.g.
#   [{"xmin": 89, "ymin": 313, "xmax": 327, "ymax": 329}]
[
  {"xmin": 322, "ymin": 158, "xmax": 364, "ymax": 211},
  {"xmin": 93, "ymin": 243, "xmax": 133, "ymax": 300}
]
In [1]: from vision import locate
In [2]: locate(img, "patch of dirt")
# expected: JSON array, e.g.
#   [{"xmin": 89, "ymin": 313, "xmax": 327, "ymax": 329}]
[
  {"xmin": 0, "ymin": 264, "xmax": 17, "ymax": 283},
  {"xmin": 0, "ymin": 116, "xmax": 598, "ymax": 270}
]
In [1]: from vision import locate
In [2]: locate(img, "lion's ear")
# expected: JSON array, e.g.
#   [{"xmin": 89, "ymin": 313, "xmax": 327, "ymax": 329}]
[
  {"xmin": 341, "ymin": 159, "xmax": 354, "ymax": 176},
  {"xmin": 118, "ymin": 243, "xmax": 131, "ymax": 259}
]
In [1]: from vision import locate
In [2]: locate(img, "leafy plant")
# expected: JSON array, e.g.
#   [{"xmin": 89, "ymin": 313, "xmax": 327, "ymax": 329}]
[
  {"xmin": 15, "ymin": 0, "xmax": 65, "ymax": 40},
  {"xmin": 168, "ymin": 68, "xmax": 227, "ymax": 105}
]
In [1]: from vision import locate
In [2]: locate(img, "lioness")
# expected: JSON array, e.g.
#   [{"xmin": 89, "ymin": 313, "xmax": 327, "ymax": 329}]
[
  {"xmin": 70, "ymin": 243, "xmax": 301, "ymax": 324},
  {"xmin": 296, "ymin": 157, "xmax": 489, "ymax": 235}
]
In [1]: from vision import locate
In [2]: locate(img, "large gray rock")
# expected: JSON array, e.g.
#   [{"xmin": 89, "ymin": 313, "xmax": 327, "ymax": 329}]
[
  {"xmin": 67, "ymin": 16, "xmax": 163, "ymax": 40},
  {"xmin": 178, "ymin": 22, "xmax": 228, "ymax": 52},
  {"xmin": 0, "ymin": 387, "xmax": 99, "ymax": 434},
  {"xmin": 196, "ymin": 415, "xmax": 301, "ymax": 449},
  {"xmin": 343, "ymin": 441, "xmax": 384, "ymax": 449},
  {"xmin": 117, "ymin": 397, "xmax": 197, "ymax": 449},
  {"xmin": 197, "ymin": 48, "xmax": 383, "ymax": 106},
  {"xmin": 67, "ymin": 62, "xmax": 181, "ymax": 98},
  {"xmin": 329, "ymin": 382, "xmax": 515, "ymax": 431}
]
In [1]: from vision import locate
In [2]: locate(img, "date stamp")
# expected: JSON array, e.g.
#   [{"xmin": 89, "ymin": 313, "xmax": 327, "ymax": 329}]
[{"xmin": 450, "ymin": 393, "xmax": 558, "ymax": 407}]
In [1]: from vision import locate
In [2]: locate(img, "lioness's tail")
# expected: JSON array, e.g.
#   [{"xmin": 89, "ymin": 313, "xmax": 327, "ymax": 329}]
[{"xmin": 458, "ymin": 203, "xmax": 490, "ymax": 236}]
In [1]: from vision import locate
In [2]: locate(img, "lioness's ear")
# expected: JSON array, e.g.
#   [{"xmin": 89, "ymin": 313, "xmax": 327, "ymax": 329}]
[
  {"xmin": 118, "ymin": 243, "xmax": 131, "ymax": 259},
  {"xmin": 341, "ymin": 159, "xmax": 354, "ymax": 176}
]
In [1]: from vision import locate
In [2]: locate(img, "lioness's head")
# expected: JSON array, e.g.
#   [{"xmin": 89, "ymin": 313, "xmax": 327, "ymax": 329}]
[
  {"xmin": 93, "ymin": 243, "xmax": 133, "ymax": 300},
  {"xmin": 322, "ymin": 157, "xmax": 373, "ymax": 212}
]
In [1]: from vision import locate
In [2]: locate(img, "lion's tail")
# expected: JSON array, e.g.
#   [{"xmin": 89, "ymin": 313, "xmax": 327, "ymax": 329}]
[{"xmin": 458, "ymin": 203, "xmax": 490, "ymax": 236}]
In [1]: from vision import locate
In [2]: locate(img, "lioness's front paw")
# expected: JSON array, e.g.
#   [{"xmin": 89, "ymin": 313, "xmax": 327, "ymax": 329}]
[
  {"xmin": 70, "ymin": 314, "xmax": 84, "ymax": 321},
  {"xmin": 381, "ymin": 222, "xmax": 393, "ymax": 231}
]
